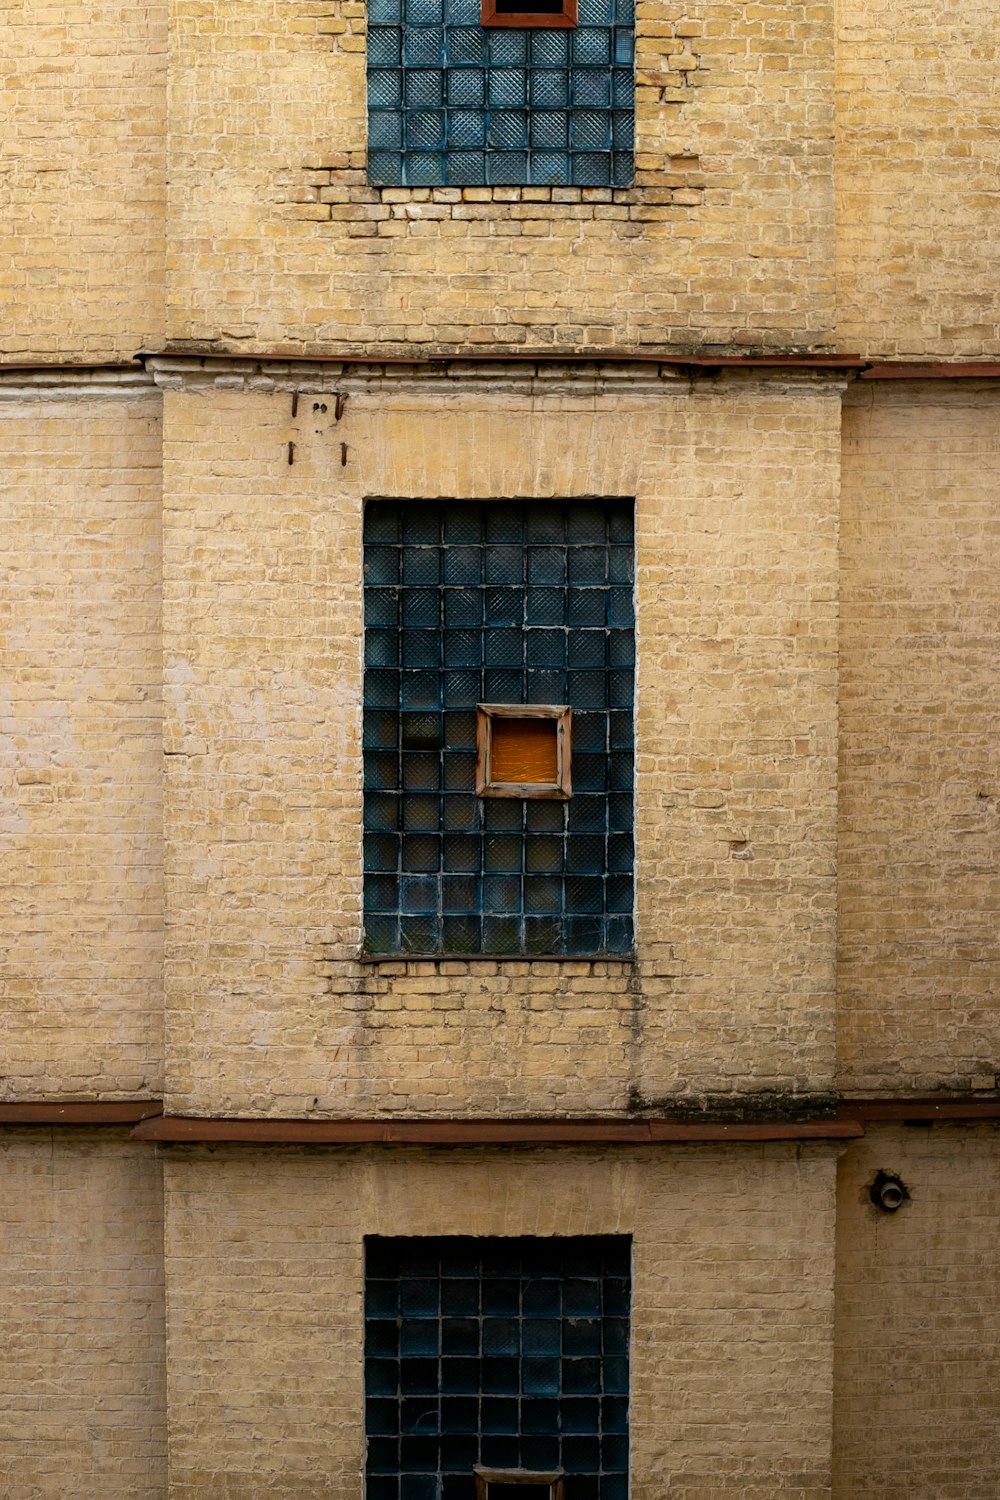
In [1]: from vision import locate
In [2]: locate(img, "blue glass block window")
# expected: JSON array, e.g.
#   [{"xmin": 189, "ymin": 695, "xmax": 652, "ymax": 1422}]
[
  {"xmin": 366, "ymin": 0, "xmax": 633, "ymax": 186},
  {"xmin": 363, "ymin": 499, "xmax": 635, "ymax": 957},
  {"xmin": 365, "ymin": 1236, "xmax": 631, "ymax": 1500}
]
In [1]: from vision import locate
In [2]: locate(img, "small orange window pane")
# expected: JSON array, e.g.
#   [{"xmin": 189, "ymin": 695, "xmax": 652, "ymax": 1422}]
[{"xmin": 490, "ymin": 717, "xmax": 559, "ymax": 785}]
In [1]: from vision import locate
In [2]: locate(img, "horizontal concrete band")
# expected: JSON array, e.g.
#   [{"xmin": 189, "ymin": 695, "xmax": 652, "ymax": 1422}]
[
  {"xmin": 4, "ymin": 356, "xmax": 1000, "ymax": 382},
  {"xmin": 130, "ymin": 1116, "xmax": 865, "ymax": 1143}
]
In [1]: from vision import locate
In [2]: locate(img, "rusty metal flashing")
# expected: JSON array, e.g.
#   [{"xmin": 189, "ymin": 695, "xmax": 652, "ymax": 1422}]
[
  {"xmin": 859, "ymin": 362, "xmax": 1000, "ymax": 380},
  {"xmin": 3, "ymin": 1101, "xmax": 999, "ymax": 1139},
  {"xmin": 838, "ymin": 1098, "xmax": 1000, "ymax": 1123},
  {"xmin": 0, "ymin": 1101, "xmax": 163, "ymax": 1125}
]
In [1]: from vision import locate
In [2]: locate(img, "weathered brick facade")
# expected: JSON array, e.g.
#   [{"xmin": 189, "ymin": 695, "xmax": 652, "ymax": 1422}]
[{"xmin": 1, "ymin": 0, "xmax": 998, "ymax": 1494}]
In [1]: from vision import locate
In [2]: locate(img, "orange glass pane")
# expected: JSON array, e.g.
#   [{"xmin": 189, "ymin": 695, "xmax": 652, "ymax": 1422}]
[{"xmin": 491, "ymin": 717, "xmax": 559, "ymax": 785}]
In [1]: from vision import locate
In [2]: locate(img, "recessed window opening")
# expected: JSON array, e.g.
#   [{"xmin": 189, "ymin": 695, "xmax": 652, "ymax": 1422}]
[
  {"xmin": 481, "ymin": 0, "xmax": 576, "ymax": 28},
  {"xmin": 362, "ymin": 498, "xmax": 635, "ymax": 958},
  {"xmin": 475, "ymin": 1469, "xmax": 564, "ymax": 1499},
  {"xmin": 477, "ymin": 704, "xmax": 571, "ymax": 798},
  {"xmin": 364, "ymin": 1235, "xmax": 631, "ymax": 1500}
]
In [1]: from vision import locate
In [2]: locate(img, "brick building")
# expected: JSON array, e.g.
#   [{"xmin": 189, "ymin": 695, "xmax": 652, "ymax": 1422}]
[{"xmin": 1, "ymin": 0, "xmax": 999, "ymax": 1495}]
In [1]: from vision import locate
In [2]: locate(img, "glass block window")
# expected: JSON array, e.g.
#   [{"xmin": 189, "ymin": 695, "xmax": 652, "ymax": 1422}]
[
  {"xmin": 365, "ymin": 1235, "xmax": 631, "ymax": 1500},
  {"xmin": 363, "ymin": 499, "xmax": 635, "ymax": 957},
  {"xmin": 366, "ymin": 0, "xmax": 634, "ymax": 187}
]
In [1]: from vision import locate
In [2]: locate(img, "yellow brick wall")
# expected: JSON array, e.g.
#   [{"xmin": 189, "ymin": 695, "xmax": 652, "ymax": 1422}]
[
  {"xmin": 0, "ymin": 1129, "xmax": 166, "ymax": 1498},
  {"xmin": 164, "ymin": 1142, "xmax": 838, "ymax": 1498},
  {"xmin": 0, "ymin": 384, "xmax": 164, "ymax": 1098},
  {"xmin": 160, "ymin": 367, "xmax": 840, "ymax": 1117},
  {"xmin": 164, "ymin": 0, "xmax": 837, "ymax": 355},
  {"xmin": 838, "ymin": 382, "xmax": 1000, "ymax": 1095},
  {"xmin": 835, "ymin": 0, "xmax": 1000, "ymax": 358},
  {"xmin": 834, "ymin": 1124, "xmax": 1000, "ymax": 1499},
  {"xmin": 0, "ymin": 0, "xmax": 166, "ymax": 362}
]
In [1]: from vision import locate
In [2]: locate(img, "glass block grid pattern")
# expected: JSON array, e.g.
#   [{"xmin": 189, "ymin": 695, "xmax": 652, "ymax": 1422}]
[
  {"xmin": 363, "ymin": 498, "xmax": 635, "ymax": 957},
  {"xmin": 366, "ymin": 0, "xmax": 634, "ymax": 186},
  {"xmin": 365, "ymin": 1235, "xmax": 631, "ymax": 1500}
]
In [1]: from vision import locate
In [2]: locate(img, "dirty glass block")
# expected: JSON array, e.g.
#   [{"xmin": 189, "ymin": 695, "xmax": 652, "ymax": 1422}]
[
  {"xmin": 402, "ymin": 795, "xmax": 440, "ymax": 830},
  {"xmin": 365, "ymin": 832, "xmax": 400, "ymax": 872},
  {"xmin": 487, "ymin": 148, "xmax": 527, "ymax": 181},
  {"xmin": 365, "ymin": 793, "xmax": 399, "ymax": 831},
  {"xmin": 402, "ymin": 630, "xmax": 439, "ymax": 667},
  {"xmin": 447, "ymin": 68, "xmax": 485, "ymax": 106},
  {"xmin": 607, "ymin": 586, "xmax": 633, "ymax": 626},
  {"xmin": 407, "ymin": 110, "xmax": 446, "ymax": 147},
  {"xmin": 442, "ymin": 754, "xmax": 475, "ymax": 789},
  {"xmin": 442, "ymin": 834, "xmax": 479, "ymax": 869},
  {"xmin": 442, "ymin": 793, "xmax": 477, "ymax": 829},
  {"xmin": 403, "ymin": 26, "xmax": 443, "ymax": 64},
  {"xmin": 484, "ymin": 628, "xmax": 522, "ymax": 666},
  {"xmin": 573, "ymin": 151, "xmax": 611, "ymax": 185},
  {"xmin": 446, "ymin": 151, "xmax": 486, "ymax": 184},
  {"xmin": 571, "ymin": 69, "xmax": 611, "ymax": 106},
  {"xmin": 401, "ymin": 589, "xmax": 439, "ymax": 629},
  {"xmin": 526, "ymin": 629, "xmax": 566, "ymax": 667},
  {"xmin": 444, "ymin": 712, "xmax": 477, "ymax": 748},
  {"xmin": 443, "ymin": 756, "xmax": 479, "ymax": 792},
  {"xmin": 401, "ymin": 673, "xmax": 439, "ymax": 710},
  {"xmin": 607, "ymin": 831, "xmax": 633, "ymax": 870},
  {"xmin": 370, "ymin": 112, "xmax": 404, "ymax": 149},
  {"xmin": 442, "ymin": 545, "xmax": 481, "ymax": 584},
  {"xmin": 488, "ymin": 111, "xmax": 528, "ymax": 148},
  {"xmin": 402, "ymin": 548, "xmax": 439, "ymax": 584},
  {"xmin": 488, "ymin": 68, "xmax": 527, "ymax": 106},
  {"xmin": 442, "ymin": 915, "xmax": 480, "ymax": 952},
  {"xmin": 572, "ymin": 110, "xmax": 610, "ymax": 149},
  {"xmin": 369, "ymin": 26, "xmax": 403, "ymax": 65},
  {"xmin": 369, "ymin": 68, "xmax": 404, "ymax": 107},
  {"xmin": 567, "ymin": 633, "xmax": 605, "ymax": 669},
  {"xmin": 406, "ymin": 0, "xmax": 443, "ymax": 20},
  {"xmin": 609, "ymin": 753, "xmax": 633, "ymax": 790},
  {"xmin": 485, "ymin": 545, "xmax": 523, "ymax": 583},
  {"xmin": 482, "ymin": 915, "xmax": 520, "ymax": 952},
  {"xmin": 612, "ymin": 67, "xmax": 632, "ymax": 107},
  {"xmin": 403, "ymin": 510, "xmax": 439, "ymax": 544},
  {"xmin": 484, "ymin": 587, "xmax": 522, "ymax": 625},
  {"xmin": 530, "ymin": 69, "xmax": 570, "ymax": 108},
  {"xmin": 402, "ymin": 834, "xmax": 440, "ymax": 870},
  {"xmin": 483, "ymin": 800, "xmax": 520, "ymax": 831},
  {"xmin": 483, "ymin": 668, "xmax": 523, "ymax": 701},
  {"xmin": 607, "ymin": 792, "xmax": 632, "ymax": 831},
  {"xmin": 443, "ymin": 670, "xmax": 480, "ymax": 707},
  {"xmin": 447, "ymin": 111, "xmax": 487, "ymax": 148},
  {"xmin": 613, "ymin": 151, "xmax": 634, "ymax": 186},
  {"xmin": 444, "ymin": 629, "xmax": 480, "ymax": 667},
  {"xmin": 608, "ymin": 544, "xmax": 634, "ymax": 582},
  {"xmin": 405, "ymin": 150, "xmax": 444, "ymax": 184},
  {"xmin": 573, "ymin": 27, "xmax": 611, "ymax": 63},
  {"xmin": 572, "ymin": 714, "xmax": 606, "ymax": 752},
  {"xmin": 405, "ymin": 69, "xmax": 444, "ymax": 105},
  {"xmin": 445, "ymin": 25, "xmax": 484, "ymax": 63}
]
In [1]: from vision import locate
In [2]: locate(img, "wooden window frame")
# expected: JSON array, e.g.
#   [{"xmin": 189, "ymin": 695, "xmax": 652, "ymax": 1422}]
[
  {"xmin": 476, "ymin": 703, "xmax": 572, "ymax": 800},
  {"xmin": 474, "ymin": 1467, "xmax": 566, "ymax": 1499},
  {"xmin": 480, "ymin": 0, "xmax": 577, "ymax": 26}
]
